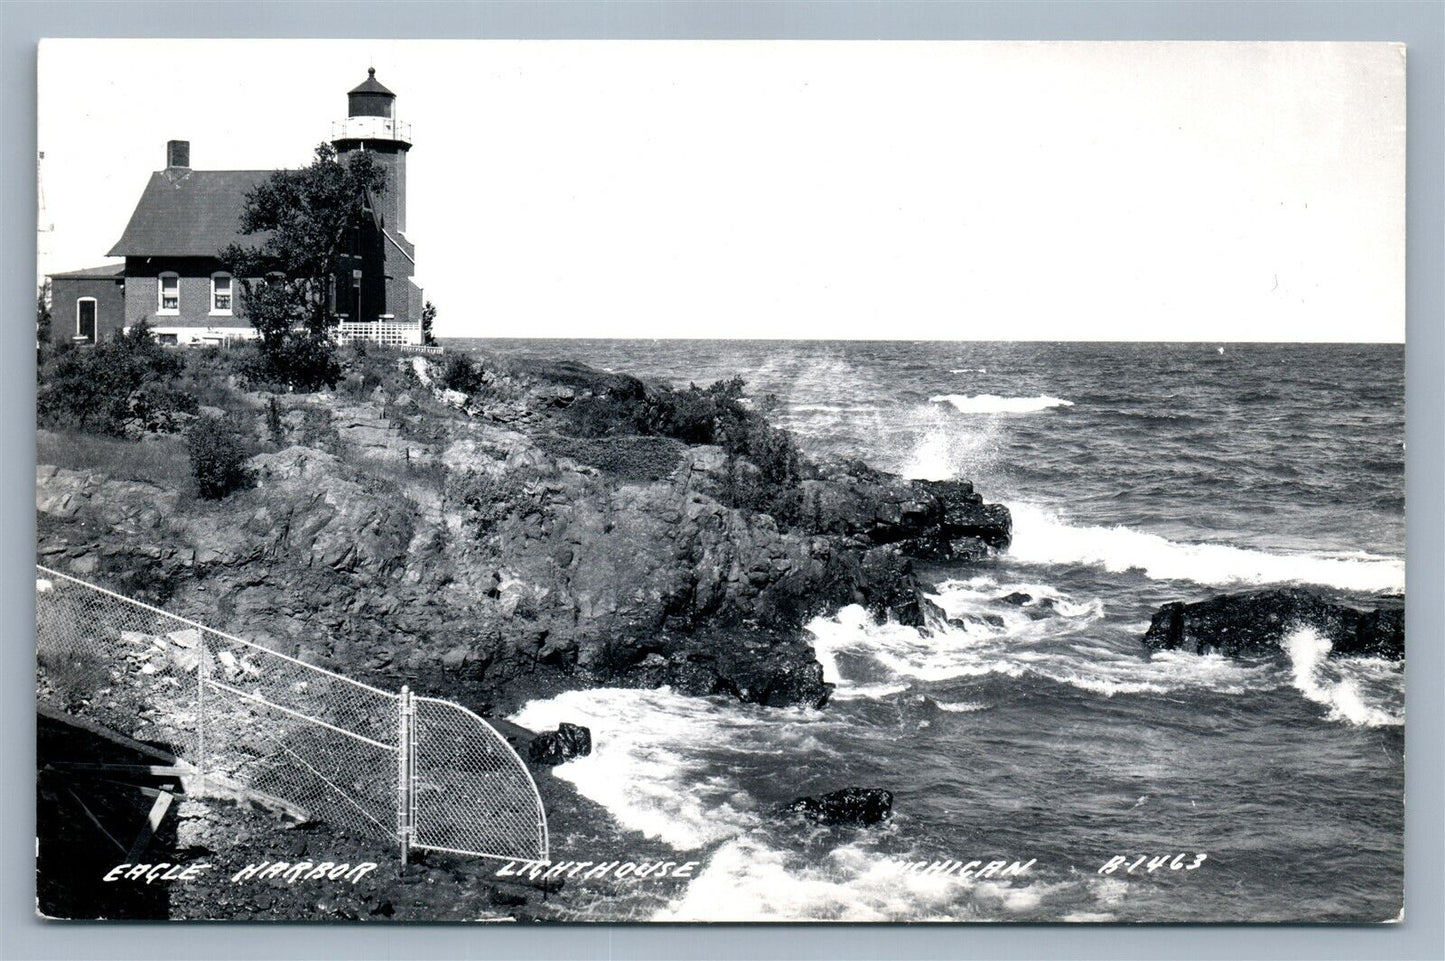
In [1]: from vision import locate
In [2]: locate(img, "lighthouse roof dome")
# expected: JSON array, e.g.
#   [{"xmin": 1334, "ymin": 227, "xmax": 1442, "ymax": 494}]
[{"xmin": 349, "ymin": 68, "xmax": 395, "ymax": 97}]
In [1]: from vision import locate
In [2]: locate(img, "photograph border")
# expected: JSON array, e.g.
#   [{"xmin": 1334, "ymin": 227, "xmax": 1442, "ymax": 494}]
[{"xmin": 2, "ymin": 2, "xmax": 1440, "ymax": 959}]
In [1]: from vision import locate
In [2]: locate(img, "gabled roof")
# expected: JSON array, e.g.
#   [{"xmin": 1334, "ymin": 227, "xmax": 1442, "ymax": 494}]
[
  {"xmin": 49, "ymin": 263, "xmax": 124, "ymax": 279},
  {"xmin": 108, "ymin": 169, "xmax": 273, "ymax": 258}
]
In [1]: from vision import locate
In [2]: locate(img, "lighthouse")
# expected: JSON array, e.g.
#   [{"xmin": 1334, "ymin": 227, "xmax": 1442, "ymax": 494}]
[{"xmin": 330, "ymin": 68, "xmax": 423, "ymax": 341}]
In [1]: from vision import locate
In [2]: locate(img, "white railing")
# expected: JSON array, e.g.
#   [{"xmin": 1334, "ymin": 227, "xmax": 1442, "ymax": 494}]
[
  {"xmin": 331, "ymin": 116, "xmax": 412, "ymax": 143},
  {"xmin": 338, "ymin": 319, "xmax": 423, "ymax": 347}
]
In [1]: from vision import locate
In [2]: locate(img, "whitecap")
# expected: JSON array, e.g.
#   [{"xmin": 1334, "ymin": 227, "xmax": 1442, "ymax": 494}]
[
  {"xmin": 1006, "ymin": 502, "xmax": 1405, "ymax": 594},
  {"xmin": 935, "ymin": 700, "xmax": 988, "ymax": 713},
  {"xmin": 929, "ymin": 393, "xmax": 1074, "ymax": 414},
  {"xmin": 1283, "ymin": 627, "xmax": 1403, "ymax": 727},
  {"xmin": 807, "ymin": 579, "xmax": 1275, "ymax": 700}
]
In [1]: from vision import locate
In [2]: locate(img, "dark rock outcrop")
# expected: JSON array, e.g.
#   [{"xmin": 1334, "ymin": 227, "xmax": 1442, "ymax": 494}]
[
  {"xmin": 621, "ymin": 630, "xmax": 833, "ymax": 708},
  {"xmin": 782, "ymin": 787, "xmax": 893, "ymax": 826},
  {"xmin": 36, "ymin": 353, "xmax": 1011, "ymax": 714},
  {"xmin": 1143, "ymin": 589, "xmax": 1404, "ymax": 660},
  {"xmin": 798, "ymin": 466, "xmax": 1011, "ymax": 562},
  {"xmin": 527, "ymin": 722, "xmax": 592, "ymax": 765}
]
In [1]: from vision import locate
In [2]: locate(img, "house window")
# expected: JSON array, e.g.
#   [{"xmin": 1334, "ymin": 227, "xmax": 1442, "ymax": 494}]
[
  {"xmin": 211, "ymin": 273, "xmax": 233, "ymax": 315},
  {"xmin": 75, "ymin": 298, "xmax": 97, "ymax": 343},
  {"xmin": 158, "ymin": 272, "xmax": 180, "ymax": 314}
]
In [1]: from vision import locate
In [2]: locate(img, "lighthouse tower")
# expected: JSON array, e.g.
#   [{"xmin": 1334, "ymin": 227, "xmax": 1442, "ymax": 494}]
[{"xmin": 331, "ymin": 68, "xmax": 422, "ymax": 341}]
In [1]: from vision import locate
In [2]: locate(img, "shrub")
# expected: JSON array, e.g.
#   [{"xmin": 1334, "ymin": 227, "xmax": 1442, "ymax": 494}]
[
  {"xmin": 565, "ymin": 375, "xmax": 803, "ymax": 515},
  {"xmin": 265, "ymin": 397, "xmax": 285, "ymax": 446},
  {"xmin": 452, "ymin": 470, "xmax": 519, "ymax": 534},
  {"xmin": 187, "ymin": 414, "xmax": 254, "ymax": 499},
  {"xmin": 441, "ymin": 354, "xmax": 487, "ymax": 395},
  {"xmin": 36, "ymin": 319, "xmax": 197, "ymax": 437},
  {"xmin": 240, "ymin": 333, "xmax": 341, "ymax": 392}
]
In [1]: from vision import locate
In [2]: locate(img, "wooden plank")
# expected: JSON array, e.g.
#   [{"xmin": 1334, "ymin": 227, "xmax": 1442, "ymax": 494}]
[
  {"xmin": 37, "ymin": 706, "xmax": 311, "ymax": 822},
  {"xmin": 37, "ymin": 703, "xmax": 182, "ymax": 765},
  {"xmin": 76, "ymin": 777, "xmax": 177, "ymax": 800},
  {"xmin": 125, "ymin": 790, "xmax": 174, "ymax": 861},
  {"xmin": 48, "ymin": 762, "xmax": 188, "ymax": 778}
]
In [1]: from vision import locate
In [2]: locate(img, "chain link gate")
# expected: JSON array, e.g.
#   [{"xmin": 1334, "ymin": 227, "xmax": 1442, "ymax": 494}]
[
  {"xmin": 404, "ymin": 694, "xmax": 551, "ymax": 864},
  {"xmin": 35, "ymin": 565, "xmax": 549, "ymax": 866}
]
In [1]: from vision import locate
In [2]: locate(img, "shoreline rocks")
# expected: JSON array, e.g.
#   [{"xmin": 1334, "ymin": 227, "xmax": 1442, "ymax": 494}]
[
  {"xmin": 1143, "ymin": 588, "xmax": 1404, "ymax": 660},
  {"xmin": 781, "ymin": 787, "xmax": 894, "ymax": 826},
  {"xmin": 527, "ymin": 722, "xmax": 592, "ymax": 765}
]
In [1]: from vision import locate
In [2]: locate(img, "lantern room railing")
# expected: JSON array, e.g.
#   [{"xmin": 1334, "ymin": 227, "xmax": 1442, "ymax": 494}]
[{"xmin": 331, "ymin": 117, "xmax": 412, "ymax": 144}]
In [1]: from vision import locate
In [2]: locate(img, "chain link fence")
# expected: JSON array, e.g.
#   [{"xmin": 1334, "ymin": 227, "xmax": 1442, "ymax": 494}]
[
  {"xmin": 411, "ymin": 696, "xmax": 550, "ymax": 862},
  {"xmin": 35, "ymin": 564, "xmax": 548, "ymax": 864}
]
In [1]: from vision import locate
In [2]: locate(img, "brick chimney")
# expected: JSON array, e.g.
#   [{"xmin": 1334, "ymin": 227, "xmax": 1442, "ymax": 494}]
[{"xmin": 166, "ymin": 139, "xmax": 190, "ymax": 170}]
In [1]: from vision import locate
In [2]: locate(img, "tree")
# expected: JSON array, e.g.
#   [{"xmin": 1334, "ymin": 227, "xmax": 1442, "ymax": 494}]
[
  {"xmin": 220, "ymin": 143, "xmax": 387, "ymax": 389},
  {"xmin": 36, "ymin": 281, "xmax": 52, "ymax": 359},
  {"xmin": 421, "ymin": 300, "xmax": 437, "ymax": 345}
]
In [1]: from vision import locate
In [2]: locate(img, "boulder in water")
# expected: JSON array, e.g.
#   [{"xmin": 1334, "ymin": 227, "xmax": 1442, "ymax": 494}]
[
  {"xmin": 1143, "ymin": 589, "xmax": 1403, "ymax": 660},
  {"xmin": 782, "ymin": 787, "xmax": 893, "ymax": 826},
  {"xmin": 527, "ymin": 722, "xmax": 593, "ymax": 765}
]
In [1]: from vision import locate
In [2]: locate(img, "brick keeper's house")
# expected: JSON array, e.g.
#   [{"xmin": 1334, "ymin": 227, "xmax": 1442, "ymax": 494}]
[{"xmin": 48, "ymin": 68, "xmax": 423, "ymax": 349}]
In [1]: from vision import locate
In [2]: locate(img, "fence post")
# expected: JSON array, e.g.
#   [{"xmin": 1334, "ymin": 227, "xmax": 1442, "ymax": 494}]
[
  {"xmin": 196, "ymin": 633, "xmax": 207, "ymax": 794},
  {"xmin": 397, "ymin": 685, "xmax": 413, "ymax": 864}
]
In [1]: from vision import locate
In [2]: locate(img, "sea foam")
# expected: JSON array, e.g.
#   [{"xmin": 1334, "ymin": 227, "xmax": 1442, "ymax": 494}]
[
  {"xmin": 1283, "ymin": 627, "xmax": 1403, "ymax": 727},
  {"xmin": 807, "ymin": 578, "xmax": 1274, "ymax": 700},
  {"xmin": 510, "ymin": 687, "xmax": 830, "ymax": 850},
  {"xmin": 1006, "ymin": 502, "xmax": 1405, "ymax": 594},
  {"xmin": 929, "ymin": 393, "xmax": 1074, "ymax": 414},
  {"xmin": 657, "ymin": 835, "xmax": 1060, "ymax": 922}
]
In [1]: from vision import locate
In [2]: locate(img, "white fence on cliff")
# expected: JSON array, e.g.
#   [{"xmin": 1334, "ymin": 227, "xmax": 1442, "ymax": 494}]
[{"xmin": 34, "ymin": 564, "xmax": 547, "ymax": 865}]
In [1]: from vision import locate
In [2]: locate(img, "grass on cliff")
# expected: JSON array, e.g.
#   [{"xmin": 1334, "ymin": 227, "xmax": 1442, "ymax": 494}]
[
  {"xmin": 534, "ymin": 434, "xmax": 687, "ymax": 482},
  {"xmin": 37, "ymin": 429, "xmax": 192, "ymax": 491}
]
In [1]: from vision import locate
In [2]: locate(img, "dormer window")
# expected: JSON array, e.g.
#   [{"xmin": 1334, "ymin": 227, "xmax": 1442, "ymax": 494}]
[
  {"xmin": 211, "ymin": 272, "xmax": 233, "ymax": 315},
  {"xmin": 158, "ymin": 272, "xmax": 180, "ymax": 314}
]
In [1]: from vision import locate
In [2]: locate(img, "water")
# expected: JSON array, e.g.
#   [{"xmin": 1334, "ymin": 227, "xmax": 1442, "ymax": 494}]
[{"xmin": 466, "ymin": 340, "xmax": 1405, "ymax": 922}]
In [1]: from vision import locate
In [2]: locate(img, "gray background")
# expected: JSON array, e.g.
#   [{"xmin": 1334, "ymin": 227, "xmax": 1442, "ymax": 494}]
[{"xmin": 1, "ymin": 2, "xmax": 1440, "ymax": 959}]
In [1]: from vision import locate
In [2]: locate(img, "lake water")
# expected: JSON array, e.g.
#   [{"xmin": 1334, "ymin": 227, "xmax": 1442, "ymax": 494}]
[{"xmin": 463, "ymin": 339, "xmax": 1405, "ymax": 923}]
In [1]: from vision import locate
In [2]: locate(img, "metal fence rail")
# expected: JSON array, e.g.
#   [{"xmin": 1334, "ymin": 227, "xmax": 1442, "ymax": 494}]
[{"xmin": 35, "ymin": 564, "xmax": 548, "ymax": 865}]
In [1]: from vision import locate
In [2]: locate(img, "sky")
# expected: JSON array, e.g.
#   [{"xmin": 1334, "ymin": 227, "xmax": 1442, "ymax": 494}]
[{"xmin": 37, "ymin": 40, "xmax": 1405, "ymax": 342}]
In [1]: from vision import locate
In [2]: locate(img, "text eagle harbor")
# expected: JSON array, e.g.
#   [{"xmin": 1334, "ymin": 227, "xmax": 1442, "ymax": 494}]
[{"xmin": 46, "ymin": 68, "xmax": 423, "ymax": 349}]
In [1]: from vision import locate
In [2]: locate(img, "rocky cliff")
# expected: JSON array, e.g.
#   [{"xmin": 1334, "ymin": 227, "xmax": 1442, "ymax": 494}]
[{"xmin": 36, "ymin": 350, "xmax": 1011, "ymax": 713}]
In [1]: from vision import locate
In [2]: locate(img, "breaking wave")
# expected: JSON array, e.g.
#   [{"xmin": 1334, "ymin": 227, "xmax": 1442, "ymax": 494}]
[
  {"xmin": 657, "ymin": 835, "xmax": 1065, "ymax": 922},
  {"xmin": 511, "ymin": 687, "xmax": 1071, "ymax": 921},
  {"xmin": 510, "ymin": 688, "xmax": 831, "ymax": 850},
  {"xmin": 806, "ymin": 576, "xmax": 1274, "ymax": 700},
  {"xmin": 1283, "ymin": 627, "xmax": 1403, "ymax": 727},
  {"xmin": 1007, "ymin": 502, "xmax": 1405, "ymax": 594},
  {"xmin": 929, "ymin": 393, "xmax": 1074, "ymax": 414}
]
